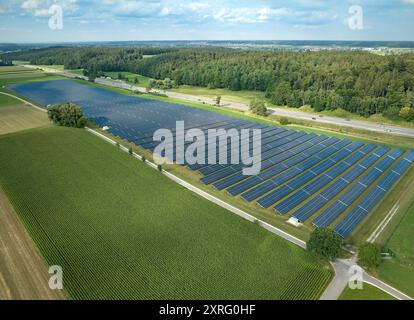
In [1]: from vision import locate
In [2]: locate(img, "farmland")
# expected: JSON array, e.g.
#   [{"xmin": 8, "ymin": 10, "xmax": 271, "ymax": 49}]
[
  {"xmin": 9, "ymin": 79, "xmax": 414, "ymax": 243},
  {"xmin": 2, "ymin": 65, "xmax": 414, "ymax": 300},
  {"xmin": 0, "ymin": 126, "xmax": 332, "ymax": 299},
  {"xmin": 0, "ymin": 66, "xmax": 64, "ymax": 87},
  {"xmin": 0, "ymin": 186, "xmax": 66, "ymax": 300},
  {"xmin": 0, "ymin": 93, "xmax": 49, "ymax": 135}
]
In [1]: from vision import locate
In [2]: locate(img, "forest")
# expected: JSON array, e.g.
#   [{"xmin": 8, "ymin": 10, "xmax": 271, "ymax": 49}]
[{"xmin": 4, "ymin": 47, "xmax": 414, "ymax": 121}]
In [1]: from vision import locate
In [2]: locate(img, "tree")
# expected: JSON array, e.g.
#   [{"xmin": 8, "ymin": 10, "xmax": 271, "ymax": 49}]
[
  {"xmin": 271, "ymin": 81, "xmax": 291, "ymax": 106},
  {"xmin": 279, "ymin": 117, "xmax": 290, "ymax": 125},
  {"xmin": 163, "ymin": 78, "xmax": 173, "ymax": 89},
  {"xmin": 249, "ymin": 99, "xmax": 267, "ymax": 116},
  {"xmin": 358, "ymin": 243, "xmax": 382, "ymax": 269},
  {"xmin": 47, "ymin": 103, "xmax": 86, "ymax": 128},
  {"xmin": 6, "ymin": 47, "xmax": 414, "ymax": 120},
  {"xmin": 215, "ymin": 96, "xmax": 222, "ymax": 106},
  {"xmin": 399, "ymin": 106, "xmax": 414, "ymax": 121},
  {"xmin": 148, "ymin": 79, "xmax": 156, "ymax": 89},
  {"xmin": 307, "ymin": 228, "xmax": 343, "ymax": 261},
  {"xmin": 85, "ymin": 69, "xmax": 98, "ymax": 82},
  {"xmin": 134, "ymin": 77, "xmax": 139, "ymax": 84}
]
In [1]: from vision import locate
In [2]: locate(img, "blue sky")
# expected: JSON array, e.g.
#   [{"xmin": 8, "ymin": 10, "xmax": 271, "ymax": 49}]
[{"xmin": 0, "ymin": 0, "xmax": 413, "ymax": 42}]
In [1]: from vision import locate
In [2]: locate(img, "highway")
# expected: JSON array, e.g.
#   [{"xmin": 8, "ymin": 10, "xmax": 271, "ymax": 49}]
[{"xmin": 26, "ymin": 64, "xmax": 414, "ymax": 139}]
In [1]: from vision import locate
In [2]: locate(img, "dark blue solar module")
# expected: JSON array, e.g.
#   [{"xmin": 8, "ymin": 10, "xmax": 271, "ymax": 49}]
[
  {"xmin": 335, "ymin": 150, "xmax": 414, "ymax": 237},
  {"xmin": 256, "ymin": 139, "xmax": 354, "ymax": 208},
  {"xmin": 278, "ymin": 144, "xmax": 376, "ymax": 215},
  {"xmin": 311, "ymin": 148, "xmax": 403, "ymax": 227},
  {"xmin": 240, "ymin": 137, "xmax": 339, "ymax": 202},
  {"xmin": 211, "ymin": 134, "xmax": 330, "ymax": 190},
  {"xmin": 292, "ymin": 145, "xmax": 389, "ymax": 223},
  {"xmin": 9, "ymin": 80, "xmax": 414, "ymax": 238}
]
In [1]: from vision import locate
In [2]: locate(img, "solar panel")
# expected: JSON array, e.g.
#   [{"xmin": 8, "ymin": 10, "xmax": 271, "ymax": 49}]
[
  {"xmin": 334, "ymin": 151, "xmax": 414, "ymax": 237},
  {"xmin": 255, "ymin": 140, "xmax": 353, "ymax": 208},
  {"xmin": 9, "ymin": 80, "xmax": 414, "ymax": 240},
  {"xmin": 273, "ymin": 142, "xmax": 372, "ymax": 215},
  {"xmin": 311, "ymin": 148, "xmax": 403, "ymax": 227}
]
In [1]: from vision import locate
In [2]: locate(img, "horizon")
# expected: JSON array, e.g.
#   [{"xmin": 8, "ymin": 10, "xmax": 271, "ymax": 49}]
[
  {"xmin": 1, "ymin": 1, "xmax": 414, "ymax": 42},
  {"xmin": 3, "ymin": 39, "xmax": 414, "ymax": 43}
]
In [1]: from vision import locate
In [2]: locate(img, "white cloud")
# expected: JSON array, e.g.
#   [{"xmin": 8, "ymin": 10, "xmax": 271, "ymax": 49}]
[
  {"xmin": 34, "ymin": 8, "xmax": 50, "ymax": 17},
  {"xmin": 213, "ymin": 8, "xmax": 267, "ymax": 24},
  {"xmin": 20, "ymin": 0, "xmax": 78, "ymax": 17},
  {"xmin": 21, "ymin": 0, "xmax": 40, "ymax": 10},
  {"xmin": 160, "ymin": 6, "xmax": 170, "ymax": 16},
  {"xmin": 186, "ymin": 2, "xmax": 210, "ymax": 11},
  {"xmin": 213, "ymin": 6, "xmax": 298, "ymax": 24}
]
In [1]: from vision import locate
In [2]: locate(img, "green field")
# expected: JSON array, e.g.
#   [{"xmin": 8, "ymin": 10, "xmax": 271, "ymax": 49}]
[
  {"xmin": 0, "ymin": 126, "xmax": 332, "ymax": 299},
  {"xmin": 172, "ymin": 85, "xmax": 266, "ymax": 105},
  {"xmin": 377, "ymin": 202, "xmax": 414, "ymax": 297},
  {"xmin": 0, "ymin": 93, "xmax": 50, "ymax": 135},
  {"xmin": 3, "ymin": 67, "xmax": 414, "ymax": 247},
  {"xmin": 103, "ymin": 71, "xmax": 152, "ymax": 87},
  {"xmin": 36, "ymin": 65, "xmax": 85, "ymax": 76},
  {"xmin": 339, "ymin": 283, "xmax": 396, "ymax": 300}
]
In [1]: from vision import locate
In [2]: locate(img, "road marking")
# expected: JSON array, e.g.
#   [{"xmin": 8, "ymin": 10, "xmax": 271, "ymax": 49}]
[{"xmin": 367, "ymin": 204, "xmax": 399, "ymax": 243}]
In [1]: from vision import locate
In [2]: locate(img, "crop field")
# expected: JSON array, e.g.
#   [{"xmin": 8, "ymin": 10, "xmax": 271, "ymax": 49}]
[
  {"xmin": 0, "ymin": 66, "xmax": 64, "ymax": 86},
  {"xmin": 0, "ymin": 94, "xmax": 49, "ymax": 135},
  {"xmin": 0, "ymin": 65, "xmax": 45, "ymax": 80},
  {"xmin": 0, "ymin": 126, "xmax": 332, "ymax": 299},
  {"xmin": 8, "ymin": 79, "xmax": 414, "ymax": 241}
]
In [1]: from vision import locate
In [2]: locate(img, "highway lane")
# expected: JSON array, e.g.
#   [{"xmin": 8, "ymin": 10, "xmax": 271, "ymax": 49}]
[{"xmin": 26, "ymin": 65, "xmax": 414, "ymax": 139}]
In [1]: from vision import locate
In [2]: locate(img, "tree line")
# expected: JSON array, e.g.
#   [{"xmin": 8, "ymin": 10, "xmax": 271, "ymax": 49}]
[
  {"xmin": 4, "ymin": 47, "xmax": 173, "ymax": 73},
  {"xmin": 4, "ymin": 47, "xmax": 414, "ymax": 121},
  {"xmin": 133, "ymin": 49, "xmax": 414, "ymax": 121}
]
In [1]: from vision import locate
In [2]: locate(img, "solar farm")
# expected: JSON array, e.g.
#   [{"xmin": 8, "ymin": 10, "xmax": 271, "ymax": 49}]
[{"xmin": 9, "ymin": 79, "xmax": 414, "ymax": 239}]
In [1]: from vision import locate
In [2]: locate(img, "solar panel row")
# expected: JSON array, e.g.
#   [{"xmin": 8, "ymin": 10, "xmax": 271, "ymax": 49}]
[
  {"xmin": 311, "ymin": 148, "xmax": 403, "ymax": 228},
  {"xmin": 256, "ymin": 140, "xmax": 355, "ymax": 208},
  {"xmin": 276, "ymin": 143, "xmax": 377, "ymax": 216},
  {"xmin": 335, "ymin": 150, "xmax": 414, "ymax": 237},
  {"xmin": 201, "ymin": 133, "xmax": 319, "ymax": 185},
  {"xmin": 241, "ymin": 138, "xmax": 345, "ymax": 203},
  {"xmin": 226, "ymin": 136, "xmax": 331, "ymax": 196},
  {"xmin": 9, "ymin": 80, "xmax": 414, "ymax": 239},
  {"xmin": 198, "ymin": 130, "xmax": 307, "ymax": 175},
  {"xmin": 213, "ymin": 135, "xmax": 332, "ymax": 191},
  {"xmin": 271, "ymin": 141, "xmax": 365, "ymax": 214}
]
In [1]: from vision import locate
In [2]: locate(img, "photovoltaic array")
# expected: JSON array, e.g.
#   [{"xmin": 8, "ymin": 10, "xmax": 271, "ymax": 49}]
[{"xmin": 9, "ymin": 80, "xmax": 414, "ymax": 238}]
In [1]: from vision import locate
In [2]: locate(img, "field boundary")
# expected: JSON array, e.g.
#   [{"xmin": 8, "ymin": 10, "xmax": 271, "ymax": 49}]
[
  {"xmin": 24, "ymin": 64, "xmax": 414, "ymax": 139},
  {"xmin": 85, "ymin": 128, "xmax": 307, "ymax": 249},
  {"xmin": 6, "ymin": 90, "xmax": 411, "ymax": 301},
  {"xmin": 0, "ymin": 92, "xmax": 46, "ymax": 113}
]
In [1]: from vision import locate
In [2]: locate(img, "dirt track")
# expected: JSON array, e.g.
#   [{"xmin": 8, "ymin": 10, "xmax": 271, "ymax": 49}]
[{"xmin": 0, "ymin": 188, "xmax": 66, "ymax": 300}]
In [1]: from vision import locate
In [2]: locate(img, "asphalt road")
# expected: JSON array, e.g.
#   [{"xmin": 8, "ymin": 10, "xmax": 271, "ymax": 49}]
[
  {"xmin": 27, "ymin": 65, "xmax": 414, "ymax": 139},
  {"xmin": 8, "ymin": 89, "xmax": 412, "ymax": 300},
  {"xmin": 320, "ymin": 255, "xmax": 412, "ymax": 300}
]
